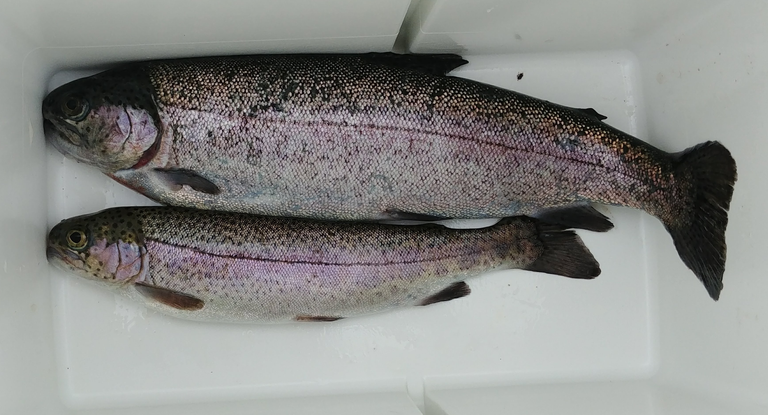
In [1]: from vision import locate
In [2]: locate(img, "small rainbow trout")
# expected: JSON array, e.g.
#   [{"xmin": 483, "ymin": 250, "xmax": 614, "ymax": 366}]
[{"xmin": 46, "ymin": 206, "xmax": 600, "ymax": 323}]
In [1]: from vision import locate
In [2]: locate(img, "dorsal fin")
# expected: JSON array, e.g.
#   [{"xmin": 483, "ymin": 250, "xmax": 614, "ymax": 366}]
[
  {"xmin": 573, "ymin": 107, "xmax": 608, "ymax": 121},
  {"xmin": 362, "ymin": 52, "xmax": 468, "ymax": 76},
  {"xmin": 561, "ymin": 105, "xmax": 608, "ymax": 121}
]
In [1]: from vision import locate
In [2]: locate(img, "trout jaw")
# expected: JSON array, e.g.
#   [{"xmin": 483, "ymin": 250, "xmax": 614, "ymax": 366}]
[
  {"xmin": 46, "ymin": 244, "xmax": 86, "ymax": 276},
  {"xmin": 44, "ymin": 118, "xmax": 82, "ymax": 157}
]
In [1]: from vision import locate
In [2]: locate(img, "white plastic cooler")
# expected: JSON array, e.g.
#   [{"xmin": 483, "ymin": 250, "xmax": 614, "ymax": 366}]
[{"xmin": 1, "ymin": 0, "xmax": 765, "ymax": 413}]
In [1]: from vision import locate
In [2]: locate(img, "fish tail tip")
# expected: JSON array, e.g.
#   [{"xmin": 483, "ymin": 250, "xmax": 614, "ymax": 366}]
[
  {"xmin": 665, "ymin": 141, "xmax": 737, "ymax": 300},
  {"xmin": 525, "ymin": 223, "xmax": 601, "ymax": 279}
]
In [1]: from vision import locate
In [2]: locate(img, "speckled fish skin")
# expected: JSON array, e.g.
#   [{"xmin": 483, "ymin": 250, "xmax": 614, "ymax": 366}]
[
  {"xmin": 45, "ymin": 207, "xmax": 599, "ymax": 323},
  {"xmin": 40, "ymin": 54, "xmax": 680, "ymax": 217},
  {"xmin": 42, "ymin": 53, "xmax": 736, "ymax": 300}
]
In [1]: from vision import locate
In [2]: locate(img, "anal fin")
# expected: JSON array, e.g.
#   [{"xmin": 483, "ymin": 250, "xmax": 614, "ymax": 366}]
[
  {"xmin": 135, "ymin": 282, "xmax": 205, "ymax": 311},
  {"xmin": 420, "ymin": 282, "xmax": 471, "ymax": 306},
  {"xmin": 295, "ymin": 315, "xmax": 343, "ymax": 322},
  {"xmin": 533, "ymin": 205, "xmax": 613, "ymax": 232},
  {"xmin": 385, "ymin": 209, "xmax": 449, "ymax": 222}
]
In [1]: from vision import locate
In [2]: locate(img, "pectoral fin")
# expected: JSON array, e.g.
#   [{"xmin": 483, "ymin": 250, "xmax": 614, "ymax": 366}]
[
  {"xmin": 135, "ymin": 282, "xmax": 205, "ymax": 311},
  {"xmin": 154, "ymin": 168, "xmax": 221, "ymax": 195}
]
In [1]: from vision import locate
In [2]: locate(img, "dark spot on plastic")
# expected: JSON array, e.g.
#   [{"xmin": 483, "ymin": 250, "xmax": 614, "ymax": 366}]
[{"xmin": 517, "ymin": 72, "xmax": 524, "ymax": 80}]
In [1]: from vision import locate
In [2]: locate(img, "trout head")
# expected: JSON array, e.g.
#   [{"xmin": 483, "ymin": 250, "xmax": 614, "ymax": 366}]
[
  {"xmin": 43, "ymin": 67, "xmax": 162, "ymax": 172},
  {"xmin": 47, "ymin": 209, "xmax": 148, "ymax": 285}
]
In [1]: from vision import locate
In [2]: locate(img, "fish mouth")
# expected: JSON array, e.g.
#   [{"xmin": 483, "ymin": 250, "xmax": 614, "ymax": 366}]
[
  {"xmin": 43, "ymin": 118, "xmax": 82, "ymax": 151},
  {"xmin": 46, "ymin": 245, "xmax": 84, "ymax": 270},
  {"xmin": 43, "ymin": 119, "xmax": 60, "ymax": 142}
]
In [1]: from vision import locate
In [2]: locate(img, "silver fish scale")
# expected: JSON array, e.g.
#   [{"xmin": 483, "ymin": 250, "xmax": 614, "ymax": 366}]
[
  {"xmin": 43, "ymin": 54, "xmax": 738, "ymax": 302},
  {"xmin": 135, "ymin": 207, "xmax": 536, "ymax": 269},
  {"xmin": 138, "ymin": 55, "xmax": 672, "ymax": 220},
  {"xmin": 126, "ymin": 207, "xmax": 541, "ymax": 322}
]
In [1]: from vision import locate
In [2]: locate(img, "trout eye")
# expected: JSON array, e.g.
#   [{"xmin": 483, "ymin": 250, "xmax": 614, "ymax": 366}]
[
  {"xmin": 66, "ymin": 230, "xmax": 88, "ymax": 250},
  {"xmin": 61, "ymin": 96, "xmax": 89, "ymax": 121}
]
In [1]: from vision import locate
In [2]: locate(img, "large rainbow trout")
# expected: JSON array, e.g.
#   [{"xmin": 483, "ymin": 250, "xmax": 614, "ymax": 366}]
[
  {"xmin": 46, "ymin": 207, "xmax": 599, "ymax": 323},
  {"xmin": 42, "ymin": 53, "xmax": 737, "ymax": 299}
]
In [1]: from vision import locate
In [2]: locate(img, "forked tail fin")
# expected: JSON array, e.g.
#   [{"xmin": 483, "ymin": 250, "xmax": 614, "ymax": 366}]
[
  {"xmin": 663, "ymin": 141, "xmax": 737, "ymax": 300},
  {"xmin": 525, "ymin": 222, "xmax": 601, "ymax": 279}
]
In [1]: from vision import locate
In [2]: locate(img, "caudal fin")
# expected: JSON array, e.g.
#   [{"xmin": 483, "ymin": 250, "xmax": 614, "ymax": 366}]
[
  {"xmin": 525, "ymin": 223, "xmax": 601, "ymax": 279},
  {"xmin": 664, "ymin": 141, "xmax": 737, "ymax": 300}
]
